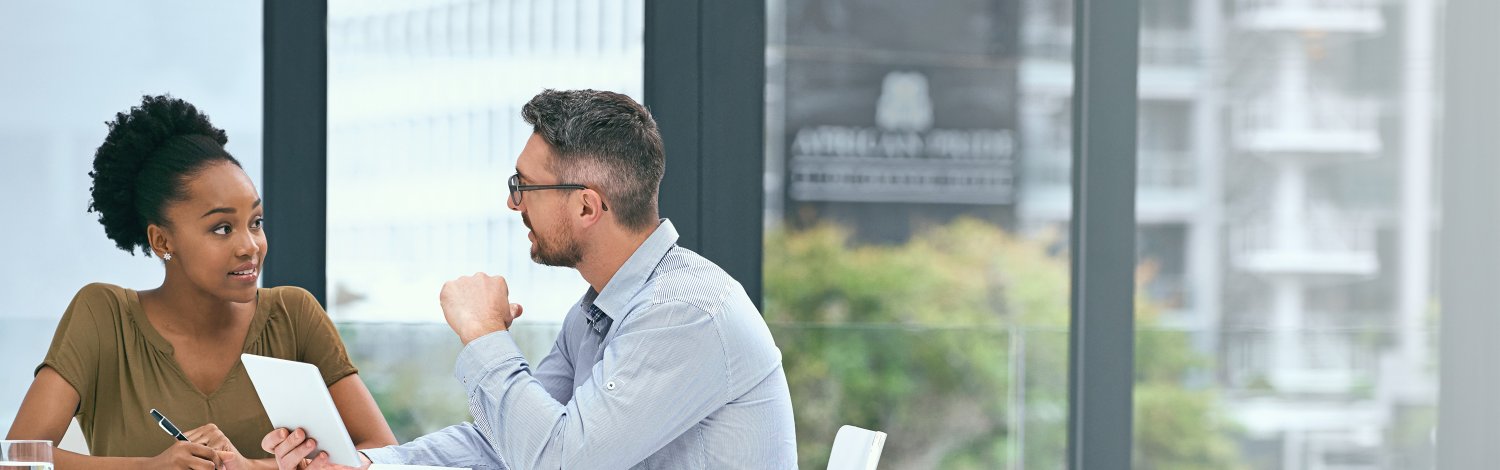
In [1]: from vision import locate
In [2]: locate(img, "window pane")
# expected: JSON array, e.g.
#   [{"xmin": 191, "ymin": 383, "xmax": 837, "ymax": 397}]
[
  {"xmin": 326, "ymin": 0, "xmax": 644, "ymax": 440},
  {"xmin": 0, "ymin": 1, "xmax": 262, "ymax": 434},
  {"xmin": 1133, "ymin": 1, "xmax": 1441, "ymax": 468},
  {"xmin": 765, "ymin": 0, "xmax": 1066, "ymax": 466}
]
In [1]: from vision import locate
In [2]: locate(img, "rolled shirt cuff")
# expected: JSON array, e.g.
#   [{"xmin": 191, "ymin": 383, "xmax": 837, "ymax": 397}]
[
  {"xmin": 454, "ymin": 330, "xmax": 526, "ymax": 397},
  {"xmin": 360, "ymin": 447, "xmax": 401, "ymax": 465}
]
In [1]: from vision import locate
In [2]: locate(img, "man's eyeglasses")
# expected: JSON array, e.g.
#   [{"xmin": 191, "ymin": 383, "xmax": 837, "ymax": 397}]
[{"xmin": 508, "ymin": 173, "xmax": 608, "ymax": 211}]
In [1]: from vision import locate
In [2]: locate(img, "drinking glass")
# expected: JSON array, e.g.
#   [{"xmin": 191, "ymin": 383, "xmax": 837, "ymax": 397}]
[{"xmin": 0, "ymin": 440, "xmax": 52, "ymax": 470}]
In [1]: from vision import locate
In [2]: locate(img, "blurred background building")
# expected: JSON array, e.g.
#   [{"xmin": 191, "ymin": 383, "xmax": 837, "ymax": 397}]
[
  {"xmin": 765, "ymin": 0, "xmax": 1439, "ymax": 467},
  {"xmin": 0, "ymin": 0, "xmax": 1445, "ymax": 468}
]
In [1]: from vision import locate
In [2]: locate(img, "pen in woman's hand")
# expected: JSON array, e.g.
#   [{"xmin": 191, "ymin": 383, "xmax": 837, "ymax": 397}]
[
  {"xmin": 151, "ymin": 409, "xmax": 235, "ymax": 469},
  {"xmin": 150, "ymin": 408, "xmax": 190, "ymax": 441}
]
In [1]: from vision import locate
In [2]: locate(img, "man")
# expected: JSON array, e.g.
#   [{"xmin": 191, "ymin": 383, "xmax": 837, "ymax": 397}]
[{"xmin": 262, "ymin": 89, "xmax": 797, "ymax": 469}]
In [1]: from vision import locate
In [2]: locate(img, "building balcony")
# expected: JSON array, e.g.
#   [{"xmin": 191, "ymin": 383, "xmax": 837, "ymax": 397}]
[
  {"xmin": 1233, "ymin": 94, "xmax": 1382, "ymax": 157},
  {"xmin": 1019, "ymin": 147, "xmax": 1199, "ymax": 222},
  {"xmin": 1020, "ymin": 26, "xmax": 1203, "ymax": 99},
  {"xmin": 1022, "ymin": 26, "xmax": 1199, "ymax": 67},
  {"xmin": 1224, "ymin": 327, "xmax": 1388, "ymax": 397},
  {"xmin": 1020, "ymin": 25, "xmax": 1070, "ymax": 64},
  {"xmin": 1229, "ymin": 205, "xmax": 1378, "ymax": 277},
  {"xmin": 1024, "ymin": 148, "xmax": 1195, "ymax": 191},
  {"xmin": 1234, "ymin": 0, "xmax": 1385, "ymax": 33},
  {"xmin": 1226, "ymin": 396, "xmax": 1388, "ymax": 444}
]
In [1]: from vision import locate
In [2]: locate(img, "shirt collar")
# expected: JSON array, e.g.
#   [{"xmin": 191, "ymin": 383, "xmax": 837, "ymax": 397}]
[{"xmin": 588, "ymin": 219, "xmax": 679, "ymax": 320}]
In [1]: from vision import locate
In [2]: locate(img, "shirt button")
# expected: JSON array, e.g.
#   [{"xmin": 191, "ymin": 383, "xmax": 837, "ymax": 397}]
[{"xmin": 606, "ymin": 381, "xmax": 617, "ymax": 391}]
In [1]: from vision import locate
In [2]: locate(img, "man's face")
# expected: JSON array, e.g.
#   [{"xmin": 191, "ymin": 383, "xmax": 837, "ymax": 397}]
[{"xmin": 510, "ymin": 133, "xmax": 584, "ymax": 267}]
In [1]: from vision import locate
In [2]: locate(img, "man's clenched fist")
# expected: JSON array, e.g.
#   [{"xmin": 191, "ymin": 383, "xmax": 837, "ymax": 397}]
[{"xmin": 440, "ymin": 273, "xmax": 524, "ymax": 344}]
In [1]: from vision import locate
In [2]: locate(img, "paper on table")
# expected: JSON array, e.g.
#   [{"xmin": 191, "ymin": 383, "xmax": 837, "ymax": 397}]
[{"xmin": 369, "ymin": 465, "xmax": 471, "ymax": 470}]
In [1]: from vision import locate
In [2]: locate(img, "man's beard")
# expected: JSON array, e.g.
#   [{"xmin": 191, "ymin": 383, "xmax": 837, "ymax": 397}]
[{"xmin": 527, "ymin": 213, "xmax": 583, "ymax": 268}]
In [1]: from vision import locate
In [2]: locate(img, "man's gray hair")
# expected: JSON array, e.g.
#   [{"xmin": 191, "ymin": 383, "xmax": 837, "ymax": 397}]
[{"xmin": 522, "ymin": 89, "xmax": 665, "ymax": 231}]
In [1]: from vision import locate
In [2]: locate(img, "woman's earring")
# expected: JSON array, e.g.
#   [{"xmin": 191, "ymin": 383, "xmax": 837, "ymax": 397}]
[{"xmin": 163, "ymin": 253, "xmax": 173, "ymax": 261}]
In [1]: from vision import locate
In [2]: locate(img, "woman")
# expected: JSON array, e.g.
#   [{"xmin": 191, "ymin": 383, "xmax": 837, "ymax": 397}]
[{"xmin": 5, "ymin": 95, "xmax": 396, "ymax": 469}]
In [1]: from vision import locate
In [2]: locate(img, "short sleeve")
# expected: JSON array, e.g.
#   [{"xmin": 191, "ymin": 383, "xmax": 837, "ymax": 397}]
[
  {"xmin": 38, "ymin": 283, "xmax": 118, "ymax": 415},
  {"xmin": 285, "ymin": 287, "xmax": 358, "ymax": 386}
]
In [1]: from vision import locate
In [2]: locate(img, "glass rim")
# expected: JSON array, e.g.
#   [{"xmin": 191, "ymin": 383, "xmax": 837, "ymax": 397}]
[{"xmin": 0, "ymin": 440, "xmax": 52, "ymax": 444}]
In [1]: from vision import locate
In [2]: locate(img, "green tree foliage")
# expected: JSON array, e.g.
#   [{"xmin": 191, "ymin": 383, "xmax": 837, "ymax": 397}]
[{"xmin": 764, "ymin": 219, "xmax": 1243, "ymax": 469}]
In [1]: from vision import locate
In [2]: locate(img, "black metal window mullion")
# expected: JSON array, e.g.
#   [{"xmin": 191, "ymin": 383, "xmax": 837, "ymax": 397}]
[
  {"xmin": 262, "ymin": 0, "xmax": 329, "ymax": 304},
  {"xmin": 1067, "ymin": 0, "xmax": 1141, "ymax": 468},
  {"xmin": 645, "ymin": 0, "xmax": 764, "ymax": 308}
]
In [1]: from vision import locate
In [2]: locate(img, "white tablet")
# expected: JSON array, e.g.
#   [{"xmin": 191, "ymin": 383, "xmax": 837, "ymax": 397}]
[{"xmin": 241, "ymin": 354, "xmax": 362, "ymax": 467}]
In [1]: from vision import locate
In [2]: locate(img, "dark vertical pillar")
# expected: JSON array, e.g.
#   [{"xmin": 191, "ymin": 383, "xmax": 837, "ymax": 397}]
[
  {"xmin": 1067, "ymin": 0, "xmax": 1140, "ymax": 467},
  {"xmin": 262, "ymin": 0, "xmax": 328, "ymax": 304},
  {"xmin": 645, "ymin": 0, "xmax": 765, "ymax": 307}
]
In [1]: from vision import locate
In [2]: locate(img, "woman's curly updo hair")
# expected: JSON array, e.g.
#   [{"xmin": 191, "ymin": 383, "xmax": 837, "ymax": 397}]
[{"xmin": 88, "ymin": 95, "xmax": 240, "ymax": 256}]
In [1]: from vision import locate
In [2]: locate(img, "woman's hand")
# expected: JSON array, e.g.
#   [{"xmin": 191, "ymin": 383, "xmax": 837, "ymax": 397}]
[
  {"xmin": 144, "ymin": 440, "xmax": 222, "ymax": 470},
  {"xmin": 181, "ymin": 423, "xmax": 252, "ymax": 470},
  {"xmin": 261, "ymin": 428, "xmax": 369, "ymax": 470}
]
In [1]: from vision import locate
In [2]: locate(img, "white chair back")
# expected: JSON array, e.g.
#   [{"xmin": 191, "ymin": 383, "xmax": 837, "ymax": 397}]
[
  {"xmin": 826, "ymin": 425, "xmax": 886, "ymax": 470},
  {"xmin": 59, "ymin": 417, "xmax": 88, "ymax": 455}
]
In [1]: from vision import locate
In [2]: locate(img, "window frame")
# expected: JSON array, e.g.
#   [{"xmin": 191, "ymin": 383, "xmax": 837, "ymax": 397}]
[{"xmin": 262, "ymin": 0, "xmax": 1491, "ymax": 466}]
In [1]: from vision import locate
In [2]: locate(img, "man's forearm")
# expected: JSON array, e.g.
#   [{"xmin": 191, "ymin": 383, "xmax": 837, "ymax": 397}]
[{"xmin": 359, "ymin": 423, "xmax": 505, "ymax": 470}]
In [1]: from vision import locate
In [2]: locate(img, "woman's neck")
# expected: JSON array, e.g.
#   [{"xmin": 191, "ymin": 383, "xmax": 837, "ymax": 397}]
[{"xmin": 143, "ymin": 274, "xmax": 243, "ymax": 335}]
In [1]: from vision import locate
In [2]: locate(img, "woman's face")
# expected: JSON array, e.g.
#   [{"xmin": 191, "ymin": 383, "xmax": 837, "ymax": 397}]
[{"xmin": 153, "ymin": 161, "xmax": 268, "ymax": 304}]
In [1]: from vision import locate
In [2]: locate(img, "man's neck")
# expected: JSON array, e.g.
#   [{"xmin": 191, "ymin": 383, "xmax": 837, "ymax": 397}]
[{"xmin": 576, "ymin": 224, "xmax": 656, "ymax": 294}]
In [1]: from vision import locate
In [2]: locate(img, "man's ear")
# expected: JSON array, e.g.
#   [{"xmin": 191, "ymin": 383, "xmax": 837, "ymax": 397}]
[
  {"xmin": 577, "ymin": 189, "xmax": 607, "ymax": 226},
  {"xmin": 147, "ymin": 223, "xmax": 173, "ymax": 258}
]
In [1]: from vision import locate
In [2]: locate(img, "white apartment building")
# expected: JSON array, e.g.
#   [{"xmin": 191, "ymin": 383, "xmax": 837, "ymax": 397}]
[{"xmin": 1017, "ymin": 0, "xmax": 1439, "ymax": 468}]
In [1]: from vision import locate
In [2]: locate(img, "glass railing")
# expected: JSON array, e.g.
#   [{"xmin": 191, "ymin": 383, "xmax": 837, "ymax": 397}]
[
  {"xmin": 0, "ymin": 318, "xmax": 1437, "ymax": 468},
  {"xmin": 336, "ymin": 321, "xmax": 563, "ymax": 441}
]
